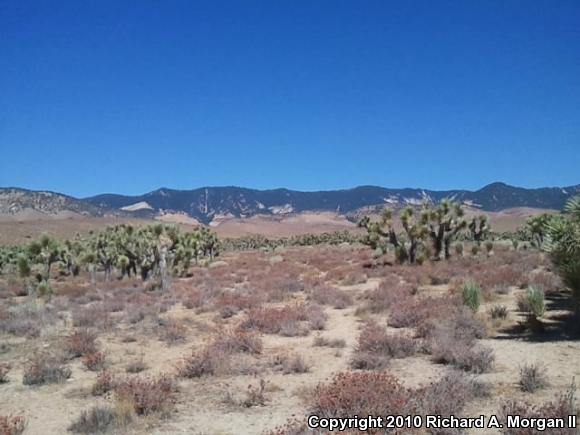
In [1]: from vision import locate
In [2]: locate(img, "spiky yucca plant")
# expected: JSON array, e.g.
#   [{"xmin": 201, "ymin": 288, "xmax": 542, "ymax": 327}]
[{"xmin": 462, "ymin": 281, "xmax": 482, "ymax": 311}]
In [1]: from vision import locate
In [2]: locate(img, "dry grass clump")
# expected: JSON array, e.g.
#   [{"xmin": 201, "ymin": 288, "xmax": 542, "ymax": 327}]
[
  {"xmin": 65, "ymin": 328, "xmax": 99, "ymax": 358},
  {"xmin": 430, "ymin": 337, "xmax": 494, "ymax": 374},
  {"xmin": 0, "ymin": 415, "xmax": 26, "ymax": 435},
  {"xmin": 425, "ymin": 307, "xmax": 492, "ymax": 373},
  {"xmin": 490, "ymin": 305, "xmax": 509, "ymax": 320},
  {"xmin": 351, "ymin": 322, "xmax": 416, "ymax": 370},
  {"xmin": 519, "ymin": 362, "xmax": 549, "ymax": 393},
  {"xmin": 68, "ymin": 405, "xmax": 117, "ymax": 434},
  {"xmin": 23, "ymin": 353, "xmax": 71, "ymax": 385},
  {"xmin": 361, "ymin": 276, "xmax": 410, "ymax": 314},
  {"xmin": 157, "ymin": 318, "xmax": 187, "ymax": 344},
  {"xmin": 178, "ymin": 328, "xmax": 262, "ymax": 378},
  {"xmin": 313, "ymin": 335, "xmax": 346, "ymax": 348},
  {"xmin": 72, "ymin": 304, "xmax": 110, "ymax": 329},
  {"xmin": 241, "ymin": 379, "xmax": 268, "ymax": 407},
  {"xmin": 243, "ymin": 303, "xmax": 327, "ymax": 336},
  {"xmin": 215, "ymin": 291, "xmax": 262, "ymax": 318},
  {"xmin": 271, "ymin": 353, "xmax": 310, "ymax": 374},
  {"xmin": 125, "ymin": 358, "xmax": 148, "ymax": 374},
  {"xmin": 499, "ymin": 381, "xmax": 578, "ymax": 435},
  {"xmin": 0, "ymin": 301, "xmax": 57, "ymax": 338},
  {"xmin": 212, "ymin": 327, "xmax": 263, "ymax": 355},
  {"xmin": 113, "ymin": 374, "xmax": 177, "ymax": 416},
  {"xmin": 308, "ymin": 285, "xmax": 353, "ymax": 309}
]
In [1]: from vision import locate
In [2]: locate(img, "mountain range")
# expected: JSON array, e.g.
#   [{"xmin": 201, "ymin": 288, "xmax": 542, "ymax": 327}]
[{"xmin": 1, "ymin": 182, "xmax": 578, "ymax": 225}]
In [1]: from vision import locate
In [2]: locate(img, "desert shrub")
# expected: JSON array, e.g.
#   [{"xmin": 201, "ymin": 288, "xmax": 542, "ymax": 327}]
[
  {"xmin": 490, "ymin": 305, "xmax": 508, "ymax": 320},
  {"xmin": 462, "ymin": 281, "xmax": 482, "ymax": 311},
  {"xmin": 114, "ymin": 375, "xmax": 176, "ymax": 416},
  {"xmin": 23, "ymin": 353, "xmax": 71, "ymax": 385},
  {"xmin": 391, "ymin": 294, "xmax": 463, "ymax": 333},
  {"xmin": 499, "ymin": 381, "xmax": 578, "ymax": 434},
  {"xmin": 280, "ymin": 354, "xmax": 310, "ymax": 374},
  {"xmin": 455, "ymin": 243, "xmax": 464, "ymax": 256},
  {"xmin": 65, "ymin": 329, "xmax": 99, "ymax": 358},
  {"xmin": 182, "ymin": 289, "xmax": 211, "ymax": 310},
  {"xmin": 0, "ymin": 363, "xmax": 10, "ymax": 383},
  {"xmin": 125, "ymin": 359, "xmax": 148, "ymax": 374},
  {"xmin": 158, "ymin": 318, "xmax": 187, "ymax": 344},
  {"xmin": 83, "ymin": 352, "xmax": 106, "ymax": 371},
  {"xmin": 243, "ymin": 303, "xmax": 325, "ymax": 336},
  {"xmin": 305, "ymin": 304, "xmax": 328, "ymax": 331},
  {"xmin": 214, "ymin": 291, "xmax": 261, "ymax": 316},
  {"xmin": 420, "ymin": 370, "xmax": 491, "ymax": 417},
  {"xmin": 177, "ymin": 346, "xmax": 226, "ymax": 378},
  {"xmin": 0, "ymin": 415, "xmax": 26, "ymax": 435},
  {"xmin": 309, "ymin": 285, "xmax": 353, "ymax": 309},
  {"xmin": 313, "ymin": 336, "xmax": 346, "ymax": 348},
  {"xmin": 92, "ymin": 370, "xmax": 115, "ymax": 396},
  {"xmin": 355, "ymin": 322, "xmax": 416, "ymax": 359},
  {"xmin": 241, "ymin": 379, "xmax": 267, "ymax": 407},
  {"xmin": 311, "ymin": 371, "xmax": 416, "ymax": 420},
  {"xmin": 213, "ymin": 328, "xmax": 263, "ymax": 355},
  {"xmin": 519, "ymin": 363, "xmax": 549, "ymax": 393},
  {"xmin": 68, "ymin": 405, "xmax": 116, "ymax": 434},
  {"xmin": 0, "ymin": 301, "xmax": 57, "ymax": 338},
  {"xmin": 430, "ymin": 337, "xmax": 494, "ymax": 374},
  {"xmin": 421, "ymin": 307, "xmax": 487, "ymax": 344},
  {"xmin": 72, "ymin": 305, "xmax": 110, "ymax": 329},
  {"xmin": 364, "ymin": 279, "xmax": 411, "ymax": 314}
]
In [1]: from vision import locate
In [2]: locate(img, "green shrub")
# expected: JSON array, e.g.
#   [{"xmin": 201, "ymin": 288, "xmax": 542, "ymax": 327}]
[
  {"xmin": 526, "ymin": 286, "xmax": 545, "ymax": 319},
  {"xmin": 462, "ymin": 282, "xmax": 482, "ymax": 312}
]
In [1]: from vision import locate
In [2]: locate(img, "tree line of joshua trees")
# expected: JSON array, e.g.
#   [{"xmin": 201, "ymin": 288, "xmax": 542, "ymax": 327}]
[
  {"xmin": 358, "ymin": 200, "xmax": 491, "ymax": 264},
  {"xmin": 0, "ymin": 197, "xmax": 578, "ymax": 313},
  {"xmin": 0, "ymin": 224, "xmax": 218, "ymax": 296}
]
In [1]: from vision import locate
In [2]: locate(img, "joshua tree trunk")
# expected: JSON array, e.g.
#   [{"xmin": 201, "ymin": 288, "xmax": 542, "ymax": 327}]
[{"xmin": 159, "ymin": 246, "xmax": 170, "ymax": 292}]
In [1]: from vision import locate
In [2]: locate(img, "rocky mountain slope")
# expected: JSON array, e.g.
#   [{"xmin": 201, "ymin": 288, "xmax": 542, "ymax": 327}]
[{"xmin": 1, "ymin": 182, "xmax": 578, "ymax": 224}]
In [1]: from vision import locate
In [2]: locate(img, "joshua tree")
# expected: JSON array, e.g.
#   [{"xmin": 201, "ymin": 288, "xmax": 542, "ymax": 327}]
[
  {"xmin": 526, "ymin": 214, "xmax": 551, "ymax": 248},
  {"xmin": 28, "ymin": 234, "xmax": 60, "ymax": 282},
  {"xmin": 544, "ymin": 196, "xmax": 580, "ymax": 315},
  {"xmin": 424, "ymin": 200, "xmax": 467, "ymax": 260},
  {"xmin": 469, "ymin": 215, "xmax": 490, "ymax": 244},
  {"xmin": 359, "ymin": 207, "xmax": 428, "ymax": 264}
]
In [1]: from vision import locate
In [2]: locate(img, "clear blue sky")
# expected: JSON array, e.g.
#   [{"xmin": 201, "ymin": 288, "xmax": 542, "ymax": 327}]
[{"xmin": 1, "ymin": 1, "xmax": 579, "ymax": 197}]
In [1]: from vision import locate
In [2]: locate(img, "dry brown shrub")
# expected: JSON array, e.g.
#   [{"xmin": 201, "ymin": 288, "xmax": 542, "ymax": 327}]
[
  {"xmin": 83, "ymin": 351, "xmax": 106, "ymax": 371},
  {"xmin": 213, "ymin": 327, "xmax": 263, "ymax": 355},
  {"xmin": 0, "ymin": 415, "xmax": 25, "ymax": 435},
  {"xmin": 243, "ymin": 303, "xmax": 326, "ymax": 336},
  {"xmin": 311, "ymin": 371, "xmax": 416, "ymax": 421},
  {"xmin": 158, "ymin": 318, "xmax": 187, "ymax": 344},
  {"xmin": 498, "ymin": 381, "xmax": 578, "ymax": 434},
  {"xmin": 65, "ymin": 328, "xmax": 99, "ymax": 358},
  {"xmin": 356, "ymin": 322, "xmax": 416, "ymax": 357},
  {"xmin": 22, "ymin": 353, "xmax": 71, "ymax": 385},
  {"xmin": 364, "ymin": 279, "xmax": 413, "ymax": 314},
  {"xmin": 113, "ymin": 374, "xmax": 177, "ymax": 416},
  {"xmin": 309, "ymin": 285, "xmax": 353, "ymax": 309},
  {"xmin": 72, "ymin": 304, "xmax": 111, "ymax": 329},
  {"xmin": 92, "ymin": 370, "xmax": 115, "ymax": 396}
]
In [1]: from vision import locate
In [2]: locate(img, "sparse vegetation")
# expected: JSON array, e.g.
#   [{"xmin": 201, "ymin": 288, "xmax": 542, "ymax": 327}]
[{"xmin": 519, "ymin": 362, "xmax": 549, "ymax": 393}]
